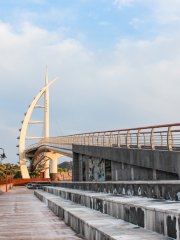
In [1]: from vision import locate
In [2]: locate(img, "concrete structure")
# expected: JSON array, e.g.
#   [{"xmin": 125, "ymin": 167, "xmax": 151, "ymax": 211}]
[
  {"xmin": 72, "ymin": 144, "xmax": 180, "ymax": 182},
  {"xmin": 42, "ymin": 186, "xmax": 180, "ymax": 239},
  {"xmin": 0, "ymin": 183, "xmax": 12, "ymax": 194},
  {"xmin": 35, "ymin": 186, "xmax": 174, "ymax": 239},
  {"xmin": 51, "ymin": 180, "xmax": 180, "ymax": 201}
]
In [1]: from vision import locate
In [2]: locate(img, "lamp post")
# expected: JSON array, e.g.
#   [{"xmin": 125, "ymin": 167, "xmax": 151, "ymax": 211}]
[
  {"xmin": 0, "ymin": 148, "xmax": 6, "ymax": 165},
  {"xmin": 6, "ymin": 165, "xmax": 8, "ymax": 192},
  {"xmin": 10, "ymin": 164, "xmax": 13, "ymax": 189}
]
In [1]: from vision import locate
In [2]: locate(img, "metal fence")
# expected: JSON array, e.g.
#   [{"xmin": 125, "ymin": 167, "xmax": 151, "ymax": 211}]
[{"xmin": 36, "ymin": 123, "xmax": 180, "ymax": 151}]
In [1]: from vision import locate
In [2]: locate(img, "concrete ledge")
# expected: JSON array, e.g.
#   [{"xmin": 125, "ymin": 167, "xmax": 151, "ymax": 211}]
[
  {"xmin": 0, "ymin": 184, "xmax": 13, "ymax": 194},
  {"xmin": 51, "ymin": 181, "xmax": 180, "ymax": 201},
  {"xmin": 43, "ymin": 186, "xmax": 180, "ymax": 239},
  {"xmin": 34, "ymin": 190, "xmax": 171, "ymax": 240}
]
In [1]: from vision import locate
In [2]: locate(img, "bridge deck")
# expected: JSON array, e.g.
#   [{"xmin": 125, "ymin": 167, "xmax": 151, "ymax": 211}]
[{"xmin": 0, "ymin": 187, "xmax": 82, "ymax": 240}]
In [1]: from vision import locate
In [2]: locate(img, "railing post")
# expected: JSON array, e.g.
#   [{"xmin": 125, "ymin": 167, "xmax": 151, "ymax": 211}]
[
  {"xmin": 109, "ymin": 132, "xmax": 112, "ymax": 147},
  {"xmin": 151, "ymin": 128, "xmax": 155, "ymax": 150},
  {"xmin": 171, "ymin": 132, "xmax": 174, "ymax": 148},
  {"xmin": 118, "ymin": 131, "xmax": 121, "ymax": 147},
  {"xmin": 81, "ymin": 135, "xmax": 83, "ymax": 145},
  {"xmin": 126, "ymin": 130, "xmax": 130, "ymax": 148},
  {"xmin": 137, "ymin": 129, "xmax": 141, "ymax": 149},
  {"xmin": 143, "ymin": 133, "xmax": 146, "ymax": 146},
  {"xmin": 92, "ymin": 133, "xmax": 95, "ymax": 146},
  {"xmin": 88, "ymin": 134, "xmax": 91, "ymax": 145},
  {"xmin": 84, "ymin": 134, "xmax": 86, "ymax": 145},
  {"xmin": 167, "ymin": 127, "xmax": 172, "ymax": 151},
  {"xmin": 160, "ymin": 132, "xmax": 163, "ymax": 146},
  {"xmin": 103, "ymin": 132, "xmax": 106, "ymax": 146},
  {"xmin": 78, "ymin": 136, "xmax": 80, "ymax": 145},
  {"xmin": 6, "ymin": 169, "xmax": 7, "ymax": 192},
  {"xmin": 98, "ymin": 133, "xmax": 100, "ymax": 146}
]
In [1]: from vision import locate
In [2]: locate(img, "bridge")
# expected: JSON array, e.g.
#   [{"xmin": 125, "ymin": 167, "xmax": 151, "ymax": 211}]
[{"xmin": 17, "ymin": 68, "xmax": 180, "ymax": 182}]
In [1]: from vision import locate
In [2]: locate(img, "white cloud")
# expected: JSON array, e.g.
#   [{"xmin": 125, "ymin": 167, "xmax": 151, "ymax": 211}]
[
  {"xmin": 129, "ymin": 18, "xmax": 147, "ymax": 29},
  {"xmin": 99, "ymin": 22, "xmax": 109, "ymax": 25},
  {"xmin": 115, "ymin": 0, "xmax": 180, "ymax": 24},
  {"xmin": 24, "ymin": 0, "xmax": 46, "ymax": 4},
  {"xmin": 114, "ymin": 0, "xmax": 134, "ymax": 8}
]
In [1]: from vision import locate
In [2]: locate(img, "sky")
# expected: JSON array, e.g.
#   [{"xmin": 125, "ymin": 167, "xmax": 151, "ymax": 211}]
[{"xmin": 1, "ymin": 0, "xmax": 180, "ymax": 165}]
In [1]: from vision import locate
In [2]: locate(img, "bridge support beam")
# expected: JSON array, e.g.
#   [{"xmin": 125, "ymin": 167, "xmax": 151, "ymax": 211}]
[
  {"xmin": 46, "ymin": 152, "xmax": 62, "ymax": 181},
  {"xmin": 44, "ymin": 154, "xmax": 49, "ymax": 179}
]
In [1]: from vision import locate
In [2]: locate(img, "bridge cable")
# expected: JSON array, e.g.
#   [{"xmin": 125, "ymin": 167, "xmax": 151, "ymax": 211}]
[{"xmin": 49, "ymin": 107, "xmax": 64, "ymax": 136}]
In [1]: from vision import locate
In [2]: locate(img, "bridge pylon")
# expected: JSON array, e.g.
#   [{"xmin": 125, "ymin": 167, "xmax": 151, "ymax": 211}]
[{"xmin": 17, "ymin": 69, "xmax": 58, "ymax": 179}]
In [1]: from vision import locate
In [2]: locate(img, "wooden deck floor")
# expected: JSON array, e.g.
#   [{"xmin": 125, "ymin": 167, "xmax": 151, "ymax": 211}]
[{"xmin": 0, "ymin": 186, "xmax": 82, "ymax": 240}]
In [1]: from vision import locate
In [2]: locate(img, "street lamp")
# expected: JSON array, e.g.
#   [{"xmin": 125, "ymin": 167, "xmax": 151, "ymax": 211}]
[
  {"xmin": 10, "ymin": 164, "xmax": 13, "ymax": 189},
  {"xmin": 6, "ymin": 164, "xmax": 8, "ymax": 192},
  {"xmin": 0, "ymin": 148, "xmax": 7, "ymax": 165}
]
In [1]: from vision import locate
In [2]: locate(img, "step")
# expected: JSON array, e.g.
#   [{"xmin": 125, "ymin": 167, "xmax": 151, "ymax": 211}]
[
  {"xmin": 50, "ymin": 181, "xmax": 180, "ymax": 201},
  {"xmin": 34, "ymin": 190, "xmax": 171, "ymax": 240},
  {"xmin": 42, "ymin": 186, "xmax": 180, "ymax": 239}
]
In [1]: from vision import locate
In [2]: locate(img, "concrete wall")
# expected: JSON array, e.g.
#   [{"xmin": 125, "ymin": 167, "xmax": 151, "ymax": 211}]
[
  {"xmin": 72, "ymin": 145, "xmax": 180, "ymax": 181},
  {"xmin": 0, "ymin": 184, "xmax": 13, "ymax": 194},
  {"xmin": 51, "ymin": 181, "xmax": 180, "ymax": 201},
  {"xmin": 43, "ymin": 186, "xmax": 179, "ymax": 239}
]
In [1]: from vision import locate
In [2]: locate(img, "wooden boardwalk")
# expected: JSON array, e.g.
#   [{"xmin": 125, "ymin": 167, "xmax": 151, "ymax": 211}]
[{"xmin": 0, "ymin": 186, "xmax": 82, "ymax": 240}]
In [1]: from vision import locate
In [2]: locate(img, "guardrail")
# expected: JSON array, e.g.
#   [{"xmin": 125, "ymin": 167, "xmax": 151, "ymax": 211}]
[
  {"xmin": 36, "ymin": 123, "xmax": 180, "ymax": 151},
  {"xmin": 12, "ymin": 178, "xmax": 51, "ymax": 186}
]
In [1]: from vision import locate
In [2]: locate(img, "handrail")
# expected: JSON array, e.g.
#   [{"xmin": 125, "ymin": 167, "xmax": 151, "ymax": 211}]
[{"xmin": 25, "ymin": 123, "xmax": 180, "ymax": 152}]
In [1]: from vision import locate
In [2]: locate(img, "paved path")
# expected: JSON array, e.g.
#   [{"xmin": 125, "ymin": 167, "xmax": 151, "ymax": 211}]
[{"xmin": 0, "ymin": 186, "xmax": 82, "ymax": 240}]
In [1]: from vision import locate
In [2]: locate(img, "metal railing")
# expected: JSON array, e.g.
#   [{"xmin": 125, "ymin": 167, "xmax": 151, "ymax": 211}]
[{"xmin": 36, "ymin": 123, "xmax": 180, "ymax": 151}]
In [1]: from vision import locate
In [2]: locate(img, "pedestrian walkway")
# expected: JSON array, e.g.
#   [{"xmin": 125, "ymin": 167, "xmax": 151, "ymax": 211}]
[{"xmin": 0, "ymin": 186, "xmax": 82, "ymax": 240}]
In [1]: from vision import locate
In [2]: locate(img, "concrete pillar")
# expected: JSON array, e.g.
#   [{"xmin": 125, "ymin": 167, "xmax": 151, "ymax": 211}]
[
  {"xmin": 131, "ymin": 167, "xmax": 134, "ymax": 180},
  {"xmin": 44, "ymin": 159, "xmax": 49, "ymax": 178},
  {"xmin": 72, "ymin": 152, "xmax": 79, "ymax": 181},
  {"xmin": 85, "ymin": 155, "xmax": 89, "ymax": 181},
  {"xmin": 79, "ymin": 154, "xmax": 83, "ymax": 181},
  {"xmin": 94, "ymin": 158, "xmax": 99, "ymax": 181},
  {"xmin": 46, "ymin": 152, "xmax": 62, "ymax": 181}
]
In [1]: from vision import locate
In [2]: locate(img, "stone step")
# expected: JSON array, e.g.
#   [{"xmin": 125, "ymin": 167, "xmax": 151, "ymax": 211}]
[
  {"xmin": 50, "ymin": 180, "xmax": 180, "ymax": 201},
  {"xmin": 34, "ymin": 189, "xmax": 171, "ymax": 240},
  {"xmin": 42, "ymin": 186, "xmax": 179, "ymax": 239}
]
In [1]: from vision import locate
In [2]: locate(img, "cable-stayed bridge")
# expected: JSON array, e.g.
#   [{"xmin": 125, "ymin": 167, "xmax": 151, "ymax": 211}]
[{"xmin": 17, "ymin": 69, "xmax": 180, "ymax": 183}]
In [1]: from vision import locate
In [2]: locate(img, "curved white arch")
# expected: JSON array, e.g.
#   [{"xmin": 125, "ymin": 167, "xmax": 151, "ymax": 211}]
[{"xmin": 19, "ymin": 77, "xmax": 58, "ymax": 178}]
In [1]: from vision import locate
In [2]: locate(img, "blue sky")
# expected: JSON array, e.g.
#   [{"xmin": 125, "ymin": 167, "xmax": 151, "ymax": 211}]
[
  {"xmin": 1, "ymin": 0, "xmax": 180, "ymax": 164},
  {"xmin": 0, "ymin": 1, "xmax": 160, "ymax": 48}
]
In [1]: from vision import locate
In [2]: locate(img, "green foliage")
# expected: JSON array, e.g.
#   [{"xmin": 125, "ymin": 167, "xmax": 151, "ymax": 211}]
[
  {"xmin": 13, "ymin": 171, "xmax": 22, "ymax": 179},
  {"xmin": 29, "ymin": 170, "xmax": 40, "ymax": 176},
  {"xmin": 0, "ymin": 175, "xmax": 5, "ymax": 179},
  {"xmin": 57, "ymin": 161, "xmax": 72, "ymax": 171},
  {"xmin": 58, "ymin": 168, "xmax": 67, "ymax": 173},
  {"xmin": 0, "ymin": 163, "xmax": 21, "ymax": 179}
]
